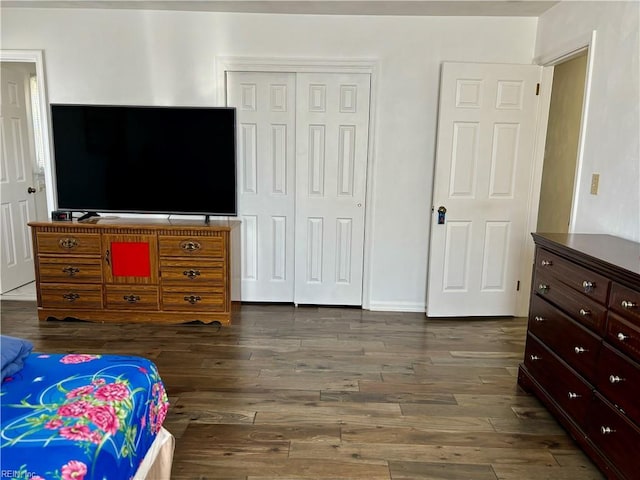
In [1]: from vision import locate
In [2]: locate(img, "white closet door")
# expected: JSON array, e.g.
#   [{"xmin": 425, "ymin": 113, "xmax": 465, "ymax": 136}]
[
  {"xmin": 294, "ymin": 73, "xmax": 371, "ymax": 305},
  {"xmin": 227, "ymin": 72, "xmax": 296, "ymax": 302}
]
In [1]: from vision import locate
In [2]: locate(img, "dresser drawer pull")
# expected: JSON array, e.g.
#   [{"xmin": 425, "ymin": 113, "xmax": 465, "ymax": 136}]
[
  {"xmin": 567, "ymin": 392, "xmax": 581, "ymax": 399},
  {"xmin": 609, "ymin": 375, "xmax": 625, "ymax": 384},
  {"xmin": 579, "ymin": 308, "xmax": 591, "ymax": 317},
  {"xmin": 538, "ymin": 284, "xmax": 549, "ymax": 294},
  {"xmin": 62, "ymin": 292, "xmax": 80, "ymax": 302},
  {"xmin": 600, "ymin": 426, "xmax": 616, "ymax": 435},
  {"xmin": 180, "ymin": 240, "xmax": 202, "ymax": 252},
  {"xmin": 541, "ymin": 259, "xmax": 553, "ymax": 267},
  {"xmin": 183, "ymin": 269, "xmax": 201, "ymax": 279},
  {"xmin": 123, "ymin": 294, "xmax": 141, "ymax": 303},
  {"xmin": 621, "ymin": 300, "xmax": 637, "ymax": 309},
  {"xmin": 529, "ymin": 355, "xmax": 541, "ymax": 361},
  {"xmin": 534, "ymin": 316, "xmax": 544, "ymax": 323},
  {"xmin": 582, "ymin": 280, "xmax": 595, "ymax": 292},
  {"xmin": 183, "ymin": 295, "xmax": 202, "ymax": 304},
  {"xmin": 574, "ymin": 346, "xmax": 588, "ymax": 354},
  {"xmin": 59, "ymin": 237, "xmax": 78, "ymax": 249},
  {"xmin": 62, "ymin": 266, "xmax": 80, "ymax": 277},
  {"xmin": 617, "ymin": 332, "xmax": 629, "ymax": 342}
]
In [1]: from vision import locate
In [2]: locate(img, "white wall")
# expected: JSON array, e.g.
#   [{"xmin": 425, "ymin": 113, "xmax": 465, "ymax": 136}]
[
  {"xmin": 0, "ymin": 8, "xmax": 538, "ymax": 311},
  {"xmin": 536, "ymin": 1, "xmax": 640, "ymax": 242}
]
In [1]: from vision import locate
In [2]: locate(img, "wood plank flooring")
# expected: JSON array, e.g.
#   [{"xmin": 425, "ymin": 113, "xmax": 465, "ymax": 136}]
[{"xmin": 0, "ymin": 300, "xmax": 604, "ymax": 480}]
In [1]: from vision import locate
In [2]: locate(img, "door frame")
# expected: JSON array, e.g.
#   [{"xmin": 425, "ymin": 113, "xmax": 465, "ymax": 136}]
[
  {"xmin": 517, "ymin": 30, "xmax": 597, "ymax": 316},
  {"xmin": 215, "ymin": 56, "xmax": 379, "ymax": 309},
  {"xmin": 0, "ymin": 50, "xmax": 55, "ymax": 215}
]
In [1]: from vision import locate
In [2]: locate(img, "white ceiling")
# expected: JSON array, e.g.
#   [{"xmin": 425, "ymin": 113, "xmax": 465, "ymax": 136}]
[{"xmin": 1, "ymin": 0, "xmax": 560, "ymax": 16}]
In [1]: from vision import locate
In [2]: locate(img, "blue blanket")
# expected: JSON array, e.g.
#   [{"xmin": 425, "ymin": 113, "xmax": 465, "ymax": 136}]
[
  {"xmin": 1, "ymin": 335, "xmax": 33, "ymax": 381},
  {"xmin": 1, "ymin": 353, "xmax": 169, "ymax": 480}
]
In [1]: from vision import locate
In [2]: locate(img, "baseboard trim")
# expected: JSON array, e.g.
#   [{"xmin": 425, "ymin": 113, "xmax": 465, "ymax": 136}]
[{"xmin": 366, "ymin": 301, "xmax": 426, "ymax": 313}]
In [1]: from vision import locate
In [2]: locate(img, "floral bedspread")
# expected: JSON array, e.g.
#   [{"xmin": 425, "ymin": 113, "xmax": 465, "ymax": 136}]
[{"xmin": 0, "ymin": 353, "xmax": 169, "ymax": 480}]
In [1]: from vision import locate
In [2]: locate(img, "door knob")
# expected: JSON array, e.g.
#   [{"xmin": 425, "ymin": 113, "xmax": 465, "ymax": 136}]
[{"xmin": 27, "ymin": 187, "xmax": 36, "ymax": 194}]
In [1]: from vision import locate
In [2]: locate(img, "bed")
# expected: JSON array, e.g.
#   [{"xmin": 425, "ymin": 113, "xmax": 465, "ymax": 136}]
[{"xmin": 1, "ymin": 337, "xmax": 174, "ymax": 480}]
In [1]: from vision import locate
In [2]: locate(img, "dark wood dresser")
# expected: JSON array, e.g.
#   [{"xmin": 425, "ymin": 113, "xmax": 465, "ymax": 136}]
[{"xmin": 518, "ymin": 233, "xmax": 640, "ymax": 480}]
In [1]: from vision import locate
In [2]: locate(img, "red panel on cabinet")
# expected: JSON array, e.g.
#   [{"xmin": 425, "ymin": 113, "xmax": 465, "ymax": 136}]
[{"xmin": 111, "ymin": 242, "xmax": 151, "ymax": 277}]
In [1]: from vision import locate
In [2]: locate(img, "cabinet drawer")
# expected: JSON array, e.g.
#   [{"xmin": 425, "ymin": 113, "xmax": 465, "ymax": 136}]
[
  {"xmin": 587, "ymin": 393, "xmax": 640, "ymax": 480},
  {"xmin": 40, "ymin": 284, "xmax": 103, "ymax": 309},
  {"xmin": 37, "ymin": 232, "xmax": 101, "ymax": 256},
  {"xmin": 160, "ymin": 259, "xmax": 225, "ymax": 285},
  {"xmin": 609, "ymin": 283, "xmax": 640, "ymax": 324},
  {"xmin": 596, "ymin": 343, "xmax": 640, "ymax": 425},
  {"xmin": 38, "ymin": 257, "xmax": 103, "ymax": 284},
  {"xmin": 524, "ymin": 334, "xmax": 592, "ymax": 426},
  {"xmin": 105, "ymin": 285, "xmax": 159, "ymax": 310},
  {"xmin": 528, "ymin": 295, "xmax": 600, "ymax": 381},
  {"xmin": 606, "ymin": 312, "xmax": 640, "ymax": 361},
  {"xmin": 534, "ymin": 269, "xmax": 607, "ymax": 334},
  {"xmin": 162, "ymin": 286, "xmax": 226, "ymax": 312},
  {"xmin": 535, "ymin": 248, "xmax": 610, "ymax": 304},
  {"xmin": 159, "ymin": 236, "xmax": 225, "ymax": 258}
]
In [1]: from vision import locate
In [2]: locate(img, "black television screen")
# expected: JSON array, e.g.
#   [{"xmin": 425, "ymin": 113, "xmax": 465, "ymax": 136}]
[{"xmin": 51, "ymin": 104, "xmax": 237, "ymax": 216}]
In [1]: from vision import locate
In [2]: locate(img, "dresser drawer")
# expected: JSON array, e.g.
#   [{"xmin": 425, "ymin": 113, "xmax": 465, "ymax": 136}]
[
  {"xmin": 609, "ymin": 283, "xmax": 640, "ymax": 324},
  {"xmin": 160, "ymin": 259, "xmax": 225, "ymax": 285},
  {"xmin": 38, "ymin": 257, "xmax": 103, "ymax": 284},
  {"xmin": 40, "ymin": 284, "xmax": 103, "ymax": 309},
  {"xmin": 528, "ymin": 295, "xmax": 600, "ymax": 381},
  {"xmin": 159, "ymin": 236, "xmax": 225, "ymax": 258},
  {"xmin": 534, "ymin": 269, "xmax": 607, "ymax": 334},
  {"xmin": 606, "ymin": 312, "xmax": 640, "ymax": 361},
  {"xmin": 587, "ymin": 393, "xmax": 640, "ymax": 480},
  {"xmin": 105, "ymin": 285, "xmax": 159, "ymax": 310},
  {"xmin": 524, "ymin": 334, "xmax": 592, "ymax": 426},
  {"xmin": 37, "ymin": 232, "xmax": 101, "ymax": 256},
  {"xmin": 535, "ymin": 248, "xmax": 610, "ymax": 304},
  {"xmin": 596, "ymin": 343, "xmax": 640, "ymax": 425},
  {"xmin": 162, "ymin": 286, "xmax": 226, "ymax": 312}
]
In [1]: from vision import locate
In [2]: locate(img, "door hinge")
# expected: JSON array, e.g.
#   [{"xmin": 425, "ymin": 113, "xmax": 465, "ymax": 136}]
[
  {"xmin": 517, "ymin": 280, "xmax": 521, "ymax": 291},
  {"xmin": 535, "ymin": 83, "xmax": 540, "ymax": 96}
]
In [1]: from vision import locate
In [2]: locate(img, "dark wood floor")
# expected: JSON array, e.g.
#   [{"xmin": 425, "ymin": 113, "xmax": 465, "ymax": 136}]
[{"xmin": 1, "ymin": 300, "xmax": 604, "ymax": 480}]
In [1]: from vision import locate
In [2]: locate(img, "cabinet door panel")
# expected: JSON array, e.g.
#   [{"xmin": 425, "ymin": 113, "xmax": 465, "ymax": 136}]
[{"xmin": 102, "ymin": 234, "xmax": 158, "ymax": 284}]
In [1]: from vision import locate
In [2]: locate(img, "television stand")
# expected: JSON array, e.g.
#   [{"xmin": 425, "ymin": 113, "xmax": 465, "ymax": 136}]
[
  {"xmin": 28, "ymin": 217, "xmax": 239, "ymax": 325},
  {"xmin": 77, "ymin": 211, "xmax": 100, "ymax": 222},
  {"xmin": 204, "ymin": 215, "xmax": 210, "ymax": 225}
]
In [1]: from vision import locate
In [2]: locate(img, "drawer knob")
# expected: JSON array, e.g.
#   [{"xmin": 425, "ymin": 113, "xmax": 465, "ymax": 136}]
[
  {"xmin": 62, "ymin": 292, "xmax": 80, "ymax": 302},
  {"xmin": 621, "ymin": 300, "xmax": 637, "ymax": 309},
  {"xmin": 183, "ymin": 269, "xmax": 201, "ymax": 280},
  {"xmin": 582, "ymin": 280, "xmax": 595, "ymax": 292},
  {"xmin": 529, "ymin": 354, "xmax": 541, "ymax": 361},
  {"xmin": 59, "ymin": 237, "xmax": 78, "ymax": 249},
  {"xmin": 609, "ymin": 375, "xmax": 625, "ymax": 384},
  {"xmin": 534, "ymin": 316, "xmax": 545, "ymax": 323},
  {"xmin": 617, "ymin": 332, "xmax": 629, "ymax": 342},
  {"xmin": 568, "ymin": 392, "xmax": 581, "ymax": 399},
  {"xmin": 62, "ymin": 266, "xmax": 80, "ymax": 277},
  {"xmin": 574, "ymin": 346, "xmax": 588, "ymax": 354},
  {"xmin": 123, "ymin": 294, "xmax": 141, "ymax": 303},
  {"xmin": 180, "ymin": 240, "xmax": 202, "ymax": 252},
  {"xmin": 579, "ymin": 308, "xmax": 591, "ymax": 317},
  {"xmin": 600, "ymin": 426, "xmax": 615, "ymax": 435},
  {"xmin": 184, "ymin": 295, "xmax": 202, "ymax": 304},
  {"xmin": 538, "ymin": 284, "xmax": 549, "ymax": 294},
  {"xmin": 541, "ymin": 260, "xmax": 553, "ymax": 267}
]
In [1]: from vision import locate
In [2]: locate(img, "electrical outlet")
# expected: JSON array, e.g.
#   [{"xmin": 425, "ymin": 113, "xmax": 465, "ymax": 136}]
[{"xmin": 590, "ymin": 173, "xmax": 600, "ymax": 195}]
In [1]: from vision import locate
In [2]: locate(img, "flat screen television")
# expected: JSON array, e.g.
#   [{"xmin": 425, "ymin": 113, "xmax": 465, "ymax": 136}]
[{"xmin": 50, "ymin": 104, "xmax": 237, "ymax": 217}]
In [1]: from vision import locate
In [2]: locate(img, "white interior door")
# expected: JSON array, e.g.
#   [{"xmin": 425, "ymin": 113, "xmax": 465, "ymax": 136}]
[
  {"xmin": 0, "ymin": 64, "xmax": 37, "ymax": 293},
  {"xmin": 294, "ymin": 73, "xmax": 370, "ymax": 305},
  {"xmin": 227, "ymin": 72, "xmax": 296, "ymax": 302},
  {"xmin": 427, "ymin": 62, "xmax": 541, "ymax": 317}
]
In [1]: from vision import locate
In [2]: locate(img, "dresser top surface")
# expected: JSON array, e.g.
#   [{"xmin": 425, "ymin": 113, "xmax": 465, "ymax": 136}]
[
  {"xmin": 29, "ymin": 217, "xmax": 240, "ymax": 231},
  {"xmin": 533, "ymin": 233, "xmax": 640, "ymax": 280}
]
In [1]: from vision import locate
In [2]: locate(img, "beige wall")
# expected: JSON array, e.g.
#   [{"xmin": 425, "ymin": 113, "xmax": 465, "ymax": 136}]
[{"xmin": 537, "ymin": 52, "xmax": 587, "ymax": 233}]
